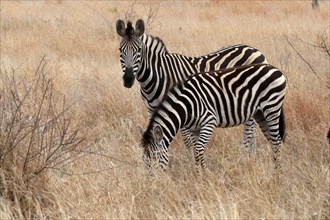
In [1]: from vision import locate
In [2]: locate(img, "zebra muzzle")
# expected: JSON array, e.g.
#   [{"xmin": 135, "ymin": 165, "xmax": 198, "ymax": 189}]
[{"xmin": 123, "ymin": 67, "xmax": 135, "ymax": 88}]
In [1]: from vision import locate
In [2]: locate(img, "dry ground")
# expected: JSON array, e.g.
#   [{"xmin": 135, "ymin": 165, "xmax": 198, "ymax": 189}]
[{"xmin": 0, "ymin": 1, "xmax": 329, "ymax": 219}]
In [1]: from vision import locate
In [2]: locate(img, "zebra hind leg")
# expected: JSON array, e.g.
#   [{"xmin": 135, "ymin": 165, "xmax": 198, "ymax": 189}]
[
  {"xmin": 240, "ymin": 118, "xmax": 257, "ymax": 160},
  {"xmin": 254, "ymin": 110, "xmax": 282, "ymax": 171}
]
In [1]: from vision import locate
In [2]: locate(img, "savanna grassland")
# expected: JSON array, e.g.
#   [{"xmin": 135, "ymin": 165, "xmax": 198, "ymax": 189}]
[{"xmin": 0, "ymin": 1, "xmax": 329, "ymax": 219}]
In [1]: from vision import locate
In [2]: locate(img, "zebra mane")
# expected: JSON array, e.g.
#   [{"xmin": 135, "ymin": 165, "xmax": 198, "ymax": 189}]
[
  {"xmin": 145, "ymin": 34, "xmax": 168, "ymax": 53},
  {"xmin": 125, "ymin": 21, "xmax": 134, "ymax": 37}
]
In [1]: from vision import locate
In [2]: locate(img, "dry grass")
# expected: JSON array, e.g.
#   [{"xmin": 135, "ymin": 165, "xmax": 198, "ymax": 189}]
[{"xmin": 1, "ymin": 1, "xmax": 329, "ymax": 219}]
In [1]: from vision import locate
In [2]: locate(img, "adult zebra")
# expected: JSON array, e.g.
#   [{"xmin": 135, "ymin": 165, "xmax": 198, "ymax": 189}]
[
  {"xmin": 141, "ymin": 64, "xmax": 287, "ymax": 171},
  {"xmin": 116, "ymin": 19, "xmax": 268, "ymax": 155}
]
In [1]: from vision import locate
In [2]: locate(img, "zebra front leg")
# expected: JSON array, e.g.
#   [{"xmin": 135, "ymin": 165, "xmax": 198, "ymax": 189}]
[
  {"xmin": 181, "ymin": 129, "xmax": 199, "ymax": 168},
  {"xmin": 193, "ymin": 118, "xmax": 216, "ymax": 173},
  {"xmin": 181, "ymin": 128, "xmax": 195, "ymax": 151},
  {"xmin": 241, "ymin": 118, "xmax": 257, "ymax": 160}
]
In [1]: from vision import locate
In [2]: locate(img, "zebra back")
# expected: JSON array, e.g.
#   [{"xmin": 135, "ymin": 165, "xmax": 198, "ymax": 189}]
[{"xmin": 191, "ymin": 44, "xmax": 268, "ymax": 72}]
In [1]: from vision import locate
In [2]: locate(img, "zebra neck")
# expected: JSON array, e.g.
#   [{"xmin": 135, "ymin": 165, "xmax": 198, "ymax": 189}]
[
  {"xmin": 136, "ymin": 34, "xmax": 167, "ymax": 81},
  {"xmin": 136, "ymin": 34, "xmax": 195, "ymax": 88},
  {"xmin": 152, "ymin": 96, "xmax": 187, "ymax": 145},
  {"xmin": 135, "ymin": 34, "xmax": 171, "ymax": 109}
]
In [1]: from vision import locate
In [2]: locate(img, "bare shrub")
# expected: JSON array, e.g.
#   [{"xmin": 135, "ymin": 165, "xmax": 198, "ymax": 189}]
[
  {"xmin": 144, "ymin": 3, "xmax": 161, "ymax": 31},
  {"xmin": 0, "ymin": 57, "xmax": 94, "ymax": 218},
  {"xmin": 316, "ymin": 27, "xmax": 330, "ymax": 58},
  {"xmin": 122, "ymin": 2, "xmax": 161, "ymax": 31},
  {"xmin": 284, "ymin": 32, "xmax": 330, "ymax": 89}
]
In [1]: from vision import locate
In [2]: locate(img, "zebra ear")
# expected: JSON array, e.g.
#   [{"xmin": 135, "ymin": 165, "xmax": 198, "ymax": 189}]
[
  {"xmin": 153, "ymin": 124, "xmax": 163, "ymax": 143},
  {"xmin": 116, "ymin": 19, "xmax": 126, "ymax": 37},
  {"xmin": 135, "ymin": 19, "xmax": 145, "ymax": 37}
]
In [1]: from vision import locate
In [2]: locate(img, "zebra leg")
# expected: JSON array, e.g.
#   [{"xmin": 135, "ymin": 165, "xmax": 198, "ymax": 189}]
[
  {"xmin": 241, "ymin": 118, "xmax": 257, "ymax": 158},
  {"xmin": 181, "ymin": 129, "xmax": 201, "ymax": 166},
  {"xmin": 181, "ymin": 128, "xmax": 195, "ymax": 151},
  {"xmin": 255, "ymin": 110, "xmax": 282, "ymax": 170},
  {"xmin": 265, "ymin": 117, "xmax": 283, "ymax": 171},
  {"xmin": 193, "ymin": 117, "xmax": 217, "ymax": 172}
]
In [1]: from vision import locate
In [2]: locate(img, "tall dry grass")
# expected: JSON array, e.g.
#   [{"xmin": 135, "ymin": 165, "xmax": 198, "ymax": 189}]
[{"xmin": 0, "ymin": 1, "xmax": 329, "ymax": 219}]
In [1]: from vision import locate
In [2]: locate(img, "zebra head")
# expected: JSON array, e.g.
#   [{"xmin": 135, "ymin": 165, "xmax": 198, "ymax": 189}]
[
  {"xmin": 140, "ymin": 124, "xmax": 168, "ymax": 170},
  {"xmin": 116, "ymin": 19, "xmax": 145, "ymax": 88}
]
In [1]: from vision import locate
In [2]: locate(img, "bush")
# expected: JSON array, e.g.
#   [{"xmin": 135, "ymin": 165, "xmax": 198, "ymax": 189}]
[{"xmin": 0, "ymin": 57, "xmax": 93, "ymax": 218}]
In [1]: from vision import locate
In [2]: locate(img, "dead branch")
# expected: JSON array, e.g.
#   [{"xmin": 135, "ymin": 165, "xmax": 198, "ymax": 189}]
[
  {"xmin": 145, "ymin": 3, "xmax": 161, "ymax": 31},
  {"xmin": 283, "ymin": 34, "xmax": 318, "ymax": 76},
  {"xmin": 299, "ymin": 27, "xmax": 330, "ymax": 58},
  {"xmin": 283, "ymin": 34, "xmax": 329, "ymax": 89}
]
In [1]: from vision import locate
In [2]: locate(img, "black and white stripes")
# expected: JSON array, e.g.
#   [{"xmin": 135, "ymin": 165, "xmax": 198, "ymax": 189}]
[
  {"xmin": 191, "ymin": 44, "xmax": 267, "ymax": 72},
  {"xmin": 141, "ymin": 64, "xmax": 286, "ymax": 170},
  {"xmin": 116, "ymin": 19, "xmax": 268, "ymax": 154}
]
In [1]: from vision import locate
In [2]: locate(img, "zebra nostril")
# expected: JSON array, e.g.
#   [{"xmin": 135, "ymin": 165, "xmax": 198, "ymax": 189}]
[{"xmin": 123, "ymin": 67, "xmax": 135, "ymax": 88}]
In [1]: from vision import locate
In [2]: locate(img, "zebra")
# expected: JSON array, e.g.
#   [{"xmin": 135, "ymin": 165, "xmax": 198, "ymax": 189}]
[
  {"xmin": 140, "ymin": 64, "xmax": 286, "ymax": 171},
  {"xmin": 116, "ymin": 19, "xmax": 268, "ymax": 156}
]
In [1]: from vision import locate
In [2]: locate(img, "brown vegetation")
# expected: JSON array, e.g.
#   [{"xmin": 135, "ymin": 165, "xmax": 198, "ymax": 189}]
[{"xmin": 0, "ymin": 1, "xmax": 329, "ymax": 219}]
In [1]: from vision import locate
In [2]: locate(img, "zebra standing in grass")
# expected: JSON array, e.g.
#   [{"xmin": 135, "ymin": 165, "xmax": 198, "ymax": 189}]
[
  {"xmin": 141, "ymin": 64, "xmax": 286, "ymax": 171},
  {"xmin": 116, "ymin": 19, "xmax": 268, "ymax": 155}
]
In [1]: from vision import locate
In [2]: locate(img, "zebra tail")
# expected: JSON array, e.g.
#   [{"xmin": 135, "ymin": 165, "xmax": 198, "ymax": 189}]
[{"xmin": 279, "ymin": 107, "xmax": 286, "ymax": 142}]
